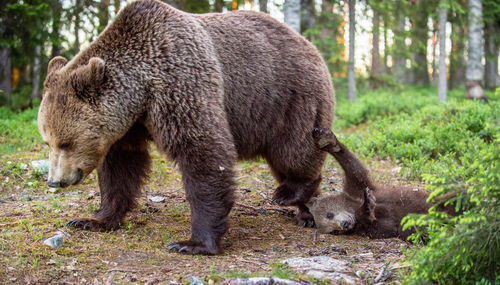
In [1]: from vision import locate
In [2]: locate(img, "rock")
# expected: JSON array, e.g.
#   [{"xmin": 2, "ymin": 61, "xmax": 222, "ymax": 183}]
[
  {"xmin": 283, "ymin": 256, "xmax": 356, "ymax": 284},
  {"xmin": 189, "ymin": 276, "xmax": 206, "ymax": 285},
  {"xmin": 19, "ymin": 163, "xmax": 28, "ymax": 170},
  {"xmin": 31, "ymin": 160, "xmax": 50, "ymax": 174},
  {"xmin": 225, "ymin": 277, "xmax": 303, "ymax": 285},
  {"xmin": 43, "ymin": 234, "xmax": 63, "ymax": 249},
  {"xmin": 48, "ymin": 188, "xmax": 57, "ymax": 193},
  {"xmin": 148, "ymin": 196, "xmax": 165, "ymax": 203},
  {"xmin": 46, "ymin": 259, "xmax": 56, "ymax": 265}
]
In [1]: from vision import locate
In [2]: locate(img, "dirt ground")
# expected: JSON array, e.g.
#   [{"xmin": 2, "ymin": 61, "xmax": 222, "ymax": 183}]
[{"xmin": 0, "ymin": 145, "xmax": 417, "ymax": 284}]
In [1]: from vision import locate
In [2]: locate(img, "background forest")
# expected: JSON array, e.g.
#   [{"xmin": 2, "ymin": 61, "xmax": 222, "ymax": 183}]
[{"xmin": 0, "ymin": 0, "xmax": 499, "ymax": 284}]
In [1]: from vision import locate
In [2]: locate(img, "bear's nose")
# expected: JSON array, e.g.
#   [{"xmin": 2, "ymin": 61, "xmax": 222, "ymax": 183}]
[
  {"xmin": 48, "ymin": 180, "xmax": 66, "ymax": 188},
  {"xmin": 341, "ymin": 220, "xmax": 351, "ymax": 230}
]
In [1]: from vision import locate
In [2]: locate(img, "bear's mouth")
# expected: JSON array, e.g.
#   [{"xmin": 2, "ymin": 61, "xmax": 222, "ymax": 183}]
[{"xmin": 73, "ymin": 168, "xmax": 84, "ymax": 185}]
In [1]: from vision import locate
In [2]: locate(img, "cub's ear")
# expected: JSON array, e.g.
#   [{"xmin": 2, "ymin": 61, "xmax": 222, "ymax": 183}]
[
  {"xmin": 70, "ymin": 57, "xmax": 106, "ymax": 96},
  {"xmin": 47, "ymin": 56, "xmax": 67, "ymax": 74},
  {"xmin": 306, "ymin": 196, "xmax": 319, "ymax": 208}
]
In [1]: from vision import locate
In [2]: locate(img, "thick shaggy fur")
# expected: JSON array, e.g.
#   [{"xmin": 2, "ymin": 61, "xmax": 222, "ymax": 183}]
[
  {"xmin": 308, "ymin": 128, "xmax": 454, "ymax": 240},
  {"xmin": 38, "ymin": 0, "xmax": 334, "ymax": 255}
]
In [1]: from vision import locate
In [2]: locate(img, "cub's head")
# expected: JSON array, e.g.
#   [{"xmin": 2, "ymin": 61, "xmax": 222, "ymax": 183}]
[
  {"xmin": 38, "ymin": 56, "xmax": 111, "ymax": 188},
  {"xmin": 307, "ymin": 193, "xmax": 362, "ymax": 234}
]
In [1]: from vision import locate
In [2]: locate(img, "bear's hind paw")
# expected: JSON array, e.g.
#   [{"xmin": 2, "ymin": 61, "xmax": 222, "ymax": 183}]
[{"xmin": 66, "ymin": 218, "xmax": 119, "ymax": 232}]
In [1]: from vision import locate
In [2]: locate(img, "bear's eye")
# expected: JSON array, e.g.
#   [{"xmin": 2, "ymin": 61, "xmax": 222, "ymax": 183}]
[
  {"xmin": 326, "ymin": 212, "xmax": 334, "ymax": 220},
  {"xmin": 58, "ymin": 142, "xmax": 71, "ymax": 150}
]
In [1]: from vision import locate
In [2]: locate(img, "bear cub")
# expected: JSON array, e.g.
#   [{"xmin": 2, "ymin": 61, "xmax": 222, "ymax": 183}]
[{"xmin": 307, "ymin": 128, "xmax": 457, "ymax": 240}]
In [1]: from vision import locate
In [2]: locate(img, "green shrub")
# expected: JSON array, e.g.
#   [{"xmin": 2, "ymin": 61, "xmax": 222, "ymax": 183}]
[
  {"xmin": 0, "ymin": 106, "xmax": 41, "ymax": 154},
  {"xmin": 335, "ymin": 86, "xmax": 499, "ymax": 283}
]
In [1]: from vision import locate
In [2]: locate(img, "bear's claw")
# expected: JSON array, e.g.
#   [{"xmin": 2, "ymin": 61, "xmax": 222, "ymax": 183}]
[{"xmin": 166, "ymin": 240, "xmax": 219, "ymax": 255}]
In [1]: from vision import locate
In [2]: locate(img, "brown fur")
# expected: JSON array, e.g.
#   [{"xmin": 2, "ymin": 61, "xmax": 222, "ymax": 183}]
[
  {"xmin": 38, "ymin": 0, "xmax": 334, "ymax": 255},
  {"xmin": 308, "ymin": 128, "xmax": 455, "ymax": 240}
]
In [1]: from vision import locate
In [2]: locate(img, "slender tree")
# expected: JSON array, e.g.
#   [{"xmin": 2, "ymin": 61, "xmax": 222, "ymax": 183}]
[
  {"xmin": 370, "ymin": 1, "xmax": 381, "ymax": 88},
  {"xmin": 301, "ymin": 0, "xmax": 315, "ymax": 37},
  {"xmin": 348, "ymin": 0, "xmax": 356, "ymax": 102},
  {"xmin": 465, "ymin": 0, "xmax": 487, "ymax": 100},
  {"xmin": 284, "ymin": 0, "xmax": 301, "ymax": 33},
  {"xmin": 409, "ymin": 0, "xmax": 430, "ymax": 85},
  {"xmin": 484, "ymin": 21, "xmax": 499, "ymax": 89},
  {"xmin": 449, "ymin": 13, "xmax": 466, "ymax": 89},
  {"xmin": 259, "ymin": 0, "xmax": 267, "ymax": 13},
  {"xmin": 97, "ymin": 0, "xmax": 110, "ymax": 34},
  {"xmin": 438, "ymin": 2, "xmax": 448, "ymax": 102},
  {"xmin": 50, "ymin": 0, "xmax": 62, "ymax": 58},
  {"xmin": 393, "ymin": 1, "xmax": 407, "ymax": 84}
]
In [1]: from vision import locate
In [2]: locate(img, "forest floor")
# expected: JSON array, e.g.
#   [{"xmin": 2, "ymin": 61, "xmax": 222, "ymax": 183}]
[{"xmin": 0, "ymin": 144, "xmax": 419, "ymax": 284}]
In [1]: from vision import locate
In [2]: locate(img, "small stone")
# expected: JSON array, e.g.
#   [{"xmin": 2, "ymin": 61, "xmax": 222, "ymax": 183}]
[
  {"xmin": 48, "ymin": 188, "xmax": 57, "ymax": 193},
  {"xmin": 9, "ymin": 278, "xmax": 16, "ymax": 282},
  {"xmin": 258, "ymin": 164, "xmax": 268, "ymax": 169},
  {"xmin": 188, "ymin": 276, "xmax": 206, "ymax": 285},
  {"xmin": 31, "ymin": 160, "xmax": 50, "ymax": 174},
  {"xmin": 46, "ymin": 259, "xmax": 56, "ymax": 265},
  {"xmin": 19, "ymin": 163, "xmax": 28, "ymax": 170},
  {"xmin": 219, "ymin": 166, "xmax": 225, "ymax": 171},
  {"xmin": 208, "ymin": 279, "xmax": 214, "ymax": 285},
  {"xmin": 43, "ymin": 234, "xmax": 63, "ymax": 249},
  {"xmin": 148, "ymin": 196, "xmax": 165, "ymax": 203}
]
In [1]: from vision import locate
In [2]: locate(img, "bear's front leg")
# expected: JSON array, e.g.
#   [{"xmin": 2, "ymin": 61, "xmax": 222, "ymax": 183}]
[
  {"xmin": 67, "ymin": 124, "xmax": 151, "ymax": 231},
  {"xmin": 167, "ymin": 144, "xmax": 236, "ymax": 255}
]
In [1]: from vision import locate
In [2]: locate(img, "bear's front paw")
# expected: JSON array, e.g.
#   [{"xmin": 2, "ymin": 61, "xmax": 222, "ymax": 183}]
[
  {"xmin": 167, "ymin": 240, "xmax": 220, "ymax": 255},
  {"xmin": 66, "ymin": 218, "xmax": 120, "ymax": 231}
]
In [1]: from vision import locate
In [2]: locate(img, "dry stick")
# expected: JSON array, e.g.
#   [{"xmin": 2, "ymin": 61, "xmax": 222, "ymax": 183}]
[
  {"xmin": 105, "ymin": 271, "xmax": 117, "ymax": 285},
  {"xmin": 374, "ymin": 263, "xmax": 389, "ymax": 282},
  {"xmin": 234, "ymin": 202, "xmax": 293, "ymax": 215}
]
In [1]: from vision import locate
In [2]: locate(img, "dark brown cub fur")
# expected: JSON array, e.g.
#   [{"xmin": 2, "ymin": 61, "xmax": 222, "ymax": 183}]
[{"xmin": 308, "ymin": 128, "xmax": 456, "ymax": 240}]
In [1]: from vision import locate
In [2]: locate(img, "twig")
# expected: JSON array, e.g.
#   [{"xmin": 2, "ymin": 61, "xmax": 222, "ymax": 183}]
[
  {"xmin": 109, "ymin": 268, "xmax": 139, "ymax": 273},
  {"xmin": 105, "ymin": 271, "xmax": 116, "ymax": 285},
  {"xmin": 255, "ymin": 190, "xmax": 268, "ymax": 200},
  {"xmin": 374, "ymin": 263, "xmax": 389, "ymax": 282},
  {"xmin": 0, "ymin": 198, "xmax": 9, "ymax": 203}
]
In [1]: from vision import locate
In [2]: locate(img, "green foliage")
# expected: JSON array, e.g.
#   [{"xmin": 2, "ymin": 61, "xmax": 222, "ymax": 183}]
[
  {"xmin": 0, "ymin": 106, "xmax": 42, "ymax": 154},
  {"xmin": 337, "ymin": 86, "xmax": 499, "ymax": 283}
]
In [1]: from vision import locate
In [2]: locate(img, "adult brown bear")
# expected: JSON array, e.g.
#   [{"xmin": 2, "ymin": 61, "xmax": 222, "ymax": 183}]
[
  {"xmin": 38, "ymin": 0, "xmax": 334, "ymax": 254},
  {"xmin": 308, "ymin": 128, "xmax": 456, "ymax": 240}
]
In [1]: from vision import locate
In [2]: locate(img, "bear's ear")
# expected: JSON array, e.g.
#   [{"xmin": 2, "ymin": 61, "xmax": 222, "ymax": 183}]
[
  {"xmin": 47, "ymin": 56, "xmax": 67, "ymax": 74},
  {"xmin": 306, "ymin": 196, "xmax": 319, "ymax": 208},
  {"xmin": 70, "ymin": 57, "xmax": 106, "ymax": 97}
]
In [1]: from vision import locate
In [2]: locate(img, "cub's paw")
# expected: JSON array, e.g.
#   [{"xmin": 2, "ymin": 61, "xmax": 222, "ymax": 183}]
[
  {"xmin": 66, "ymin": 218, "xmax": 119, "ymax": 232},
  {"xmin": 296, "ymin": 209, "xmax": 315, "ymax": 228},
  {"xmin": 167, "ymin": 240, "xmax": 220, "ymax": 255},
  {"xmin": 312, "ymin": 127, "xmax": 340, "ymax": 152}
]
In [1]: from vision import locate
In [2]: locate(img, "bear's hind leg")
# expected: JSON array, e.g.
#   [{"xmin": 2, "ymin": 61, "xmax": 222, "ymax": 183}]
[{"xmin": 67, "ymin": 124, "xmax": 151, "ymax": 231}]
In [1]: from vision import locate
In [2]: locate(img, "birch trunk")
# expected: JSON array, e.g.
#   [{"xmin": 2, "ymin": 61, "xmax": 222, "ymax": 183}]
[
  {"xmin": 438, "ymin": 5, "xmax": 447, "ymax": 102},
  {"xmin": 348, "ymin": 0, "xmax": 356, "ymax": 102},
  {"xmin": 284, "ymin": 0, "xmax": 301, "ymax": 33},
  {"xmin": 465, "ymin": 0, "xmax": 486, "ymax": 100}
]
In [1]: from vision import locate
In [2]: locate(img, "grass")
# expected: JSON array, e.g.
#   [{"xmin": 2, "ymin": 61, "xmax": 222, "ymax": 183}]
[{"xmin": 0, "ymin": 85, "xmax": 498, "ymax": 283}]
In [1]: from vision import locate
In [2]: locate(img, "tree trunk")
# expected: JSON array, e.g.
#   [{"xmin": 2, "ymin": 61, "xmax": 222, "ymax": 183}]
[
  {"xmin": 371, "ymin": 7, "xmax": 380, "ymax": 88},
  {"xmin": 438, "ymin": 5, "xmax": 447, "ymax": 102},
  {"xmin": 484, "ymin": 22, "xmax": 499, "ymax": 90},
  {"xmin": 465, "ymin": 0, "xmax": 487, "ymax": 100},
  {"xmin": 301, "ymin": 0, "xmax": 315, "ymax": 38},
  {"xmin": 50, "ymin": 0, "xmax": 62, "ymax": 58},
  {"xmin": 348, "ymin": 0, "xmax": 356, "ymax": 102},
  {"xmin": 431, "ymin": 18, "xmax": 438, "ymax": 85},
  {"xmin": 74, "ymin": 0, "xmax": 82, "ymax": 53},
  {"xmin": 284, "ymin": 0, "xmax": 301, "ymax": 33},
  {"xmin": 393, "ymin": 4, "xmax": 406, "ymax": 84},
  {"xmin": 383, "ymin": 17, "xmax": 389, "ymax": 73},
  {"xmin": 449, "ymin": 21, "xmax": 466, "ymax": 89},
  {"xmin": 31, "ymin": 45, "xmax": 41, "ymax": 103},
  {"xmin": 259, "ymin": 0, "xmax": 267, "ymax": 13},
  {"xmin": 0, "ymin": 47, "xmax": 12, "ymax": 101},
  {"xmin": 114, "ymin": 0, "xmax": 120, "ymax": 14},
  {"xmin": 215, "ymin": 0, "xmax": 224, "ymax": 12},
  {"xmin": 409, "ymin": 0, "xmax": 430, "ymax": 86},
  {"xmin": 98, "ymin": 0, "xmax": 110, "ymax": 34}
]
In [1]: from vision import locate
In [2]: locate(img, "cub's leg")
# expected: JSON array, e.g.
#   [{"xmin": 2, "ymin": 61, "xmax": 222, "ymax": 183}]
[{"xmin": 67, "ymin": 124, "xmax": 151, "ymax": 231}]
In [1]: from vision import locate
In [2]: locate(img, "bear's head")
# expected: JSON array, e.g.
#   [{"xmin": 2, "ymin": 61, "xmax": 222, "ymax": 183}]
[
  {"xmin": 38, "ymin": 56, "xmax": 112, "ymax": 188},
  {"xmin": 307, "ymin": 192, "xmax": 362, "ymax": 234}
]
